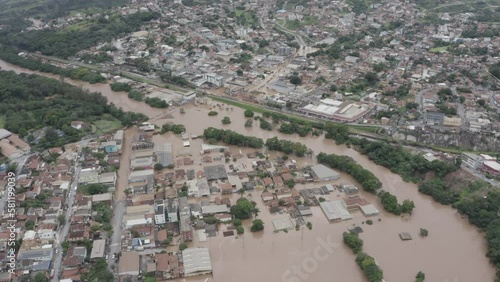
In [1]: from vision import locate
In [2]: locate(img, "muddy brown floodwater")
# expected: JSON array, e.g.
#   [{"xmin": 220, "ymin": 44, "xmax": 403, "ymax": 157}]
[{"xmin": 0, "ymin": 59, "xmax": 495, "ymax": 282}]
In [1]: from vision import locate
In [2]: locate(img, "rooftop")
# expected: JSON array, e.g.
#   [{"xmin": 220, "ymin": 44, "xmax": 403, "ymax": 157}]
[
  {"xmin": 182, "ymin": 248, "xmax": 213, "ymax": 276},
  {"xmin": 320, "ymin": 200, "xmax": 353, "ymax": 221}
]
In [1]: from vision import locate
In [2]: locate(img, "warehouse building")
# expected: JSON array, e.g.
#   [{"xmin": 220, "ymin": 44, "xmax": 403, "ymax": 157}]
[
  {"xmin": 310, "ymin": 164, "xmax": 340, "ymax": 181},
  {"xmin": 182, "ymin": 248, "xmax": 213, "ymax": 277},
  {"xmin": 320, "ymin": 200, "xmax": 352, "ymax": 221}
]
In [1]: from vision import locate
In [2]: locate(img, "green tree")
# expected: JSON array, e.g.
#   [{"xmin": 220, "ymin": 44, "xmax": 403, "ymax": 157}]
[
  {"xmin": 34, "ymin": 272, "xmax": 48, "ymax": 282},
  {"xmin": 208, "ymin": 111, "xmax": 219, "ymax": 116},
  {"xmin": 343, "ymin": 232, "xmax": 363, "ymax": 253},
  {"xmin": 231, "ymin": 198, "xmax": 256, "ymax": 219},
  {"xmin": 236, "ymin": 225, "xmax": 245, "ymax": 234},
  {"xmin": 222, "ymin": 116, "xmax": 231, "ymax": 124},
  {"xmin": 415, "ymin": 271, "xmax": 425, "ymax": 282},
  {"xmin": 154, "ymin": 163, "xmax": 164, "ymax": 171},
  {"xmin": 289, "ymin": 75, "xmax": 302, "ymax": 85},
  {"xmin": 244, "ymin": 119, "xmax": 253, "ymax": 127},
  {"xmin": 419, "ymin": 228, "xmax": 429, "ymax": 237},
  {"xmin": 244, "ymin": 110, "xmax": 255, "ymax": 117},
  {"xmin": 179, "ymin": 243, "xmax": 188, "ymax": 251},
  {"xmin": 250, "ymin": 219, "xmax": 264, "ymax": 232},
  {"xmin": 400, "ymin": 199, "xmax": 415, "ymax": 214}
]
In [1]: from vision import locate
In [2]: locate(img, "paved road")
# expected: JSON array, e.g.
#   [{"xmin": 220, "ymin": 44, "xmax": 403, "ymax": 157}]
[
  {"xmin": 107, "ymin": 127, "xmax": 136, "ymax": 274},
  {"xmin": 51, "ymin": 159, "xmax": 82, "ymax": 281},
  {"xmin": 461, "ymin": 164, "xmax": 500, "ymax": 187}
]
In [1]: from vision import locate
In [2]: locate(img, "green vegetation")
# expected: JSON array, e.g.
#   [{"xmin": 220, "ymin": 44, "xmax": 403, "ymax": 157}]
[
  {"xmin": 93, "ymin": 117, "xmax": 122, "ymax": 134},
  {"xmin": 324, "ymin": 122, "xmax": 350, "ymax": 144},
  {"xmin": 244, "ymin": 119, "xmax": 253, "ymax": 127},
  {"xmin": 306, "ymin": 222, "xmax": 312, "ymax": 230},
  {"xmin": 378, "ymin": 191, "xmax": 415, "ymax": 215},
  {"xmin": 231, "ymin": 9, "xmax": 258, "ymax": 27},
  {"xmin": 0, "ymin": 71, "xmax": 146, "ymax": 146},
  {"xmin": 317, "ymin": 152, "xmax": 382, "ymax": 193},
  {"xmin": 231, "ymin": 198, "xmax": 257, "ymax": 220},
  {"xmin": 221, "ymin": 116, "xmax": 232, "ymax": 125},
  {"xmin": 343, "ymin": 231, "xmax": 384, "ymax": 282},
  {"xmin": 161, "ymin": 123, "xmax": 186, "ymax": 135},
  {"xmin": 265, "ymin": 137, "xmax": 310, "ymax": 157},
  {"xmin": 279, "ymin": 122, "xmax": 312, "ymax": 137},
  {"xmin": 244, "ymin": 110, "xmax": 255, "ymax": 118},
  {"xmin": 110, "ymin": 82, "xmax": 132, "ymax": 92},
  {"xmin": 208, "ymin": 111, "xmax": 219, "ymax": 116},
  {"xmin": 3, "ymin": 11, "xmax": 159, "ymax": 59},
  {"xmin": 430, "ymin": 46, "xmax": 449, "ymax": 53},
  {"xmin": 128, "ymin": 90, "xmax": 145, "ymax": 101},
  {"xmin": 354, "ymin": 139, "xmax": 458, "ymax": 182},
  {"xmin": 203, "ymin": 127, "xmax": 264, "ymax": 148},
  {"xmin": 251, "ymin": 219, "xmax": 264, "ymax": 232},
  {"xmin": 179, "ymin": 243, "xmax": 188, "ymax": 251},
  {"xmin": 259, "ymin": 118, "xmax": 272, "ymax": 131},
  {"xmin": 144, "ymin": 97, "xmax": 169, "ymax": 108},
  {"xmin": 0, "ymin": 115, "xmax": 5, "ymax": 128},
  {"xmin": 415, "ymin": 271, "xmax": 426, "ymax": 282},
  {"xmin": 356, "ymin": 252, "xmax": 384, "ymax": 282},
  {"xmin": 79, "ymin": 184, "xmax": 108, "ymax": 195},
  {"xmin": 0, "ymin": 48, "xmax": 106, "ymax": 83},
  {"xmin": 236, "ymin": 225, "xmax": 245, "ymax": 234},
  {"xmin": 420, "ymin": 228, "xmax": 429, "ymax": 237},
  {"xmin": 343, "ymin": 232, "xmax": 364, "ymax": 253},
  {"xmin": 80, "ymin": 53, "xmax": 113, "ymax": 63},
  {"xmin": 0, "ymin": 0, "xmax": 129, "ymax": 25},
  {"xmin": 159, "ymin": 71, "xmax": 193, "ymax": 88},
  {"xmin": 80, "ymin": 258, "xmax": 114, "ymax": 281}
]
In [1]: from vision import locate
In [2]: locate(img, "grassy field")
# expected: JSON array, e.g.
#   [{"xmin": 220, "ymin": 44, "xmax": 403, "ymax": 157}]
[
  {"xmin": 93, "ymin": 117, "xmax": 122, "ymax": 134},
  {"xmin": 430, "ymin": 46, "xmax": 449, "ymax": 53},
  {"xmin": 234, "ymin": 9, "xmax": 257, "ymax": 26},
  {"xmin": 284, "ymin": 16, "xmax": 320, "ymax": 30},
  {"xmin": 0, "ymin": 116, "xmax": 5, "ymax": 129}
]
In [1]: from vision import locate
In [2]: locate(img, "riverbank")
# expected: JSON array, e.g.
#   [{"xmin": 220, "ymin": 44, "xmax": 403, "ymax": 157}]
[{"xmin": 0, "ymin": 58, "xmax": 497, "ymax": 281}]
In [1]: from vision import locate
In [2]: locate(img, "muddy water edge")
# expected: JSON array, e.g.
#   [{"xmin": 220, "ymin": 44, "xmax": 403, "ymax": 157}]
[{"xmin": 0, "ymin": 59, "xmax": 495, "ymax": 282}]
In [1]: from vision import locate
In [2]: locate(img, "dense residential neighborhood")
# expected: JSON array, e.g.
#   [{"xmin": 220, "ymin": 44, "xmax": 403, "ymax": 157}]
[{"xmin": 0, "ymin": 0, "xmax": 499, "ymax": 281}]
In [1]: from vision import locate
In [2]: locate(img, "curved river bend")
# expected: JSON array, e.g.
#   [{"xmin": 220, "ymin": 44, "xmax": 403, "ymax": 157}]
[{"xmin": 0, "ymin": 59, "xmax": 495, "ymax": 282}]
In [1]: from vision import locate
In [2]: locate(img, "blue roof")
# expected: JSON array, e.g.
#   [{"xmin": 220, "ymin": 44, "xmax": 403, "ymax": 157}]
[{"xmin": 105, "ymin": 145, "xmax": 118, "ymax": 153}]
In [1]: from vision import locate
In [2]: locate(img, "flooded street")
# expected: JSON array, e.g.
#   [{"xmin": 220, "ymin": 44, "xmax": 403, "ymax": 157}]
[{"xmin": 0, "ymin": 59, "xmax": 495, "ymax": 281}]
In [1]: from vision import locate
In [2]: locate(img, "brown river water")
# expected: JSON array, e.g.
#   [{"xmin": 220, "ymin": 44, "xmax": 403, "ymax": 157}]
[{"xmin": 0, "ymin": 59, "xmax": 495, "ymax": 282}]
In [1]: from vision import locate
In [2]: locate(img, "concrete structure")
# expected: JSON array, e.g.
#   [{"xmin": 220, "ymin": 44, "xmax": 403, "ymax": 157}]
[
  {"xmin": 18, "ymin": 248, "xmax": 53, "ymax": 261},
  {"xmin": 154, "ymin": 200, "xmax": 166, "ymax": 225},
  {"xmin": 272, "ymin": 217, "xmax": 295, "ymax": 231},
  {"xmin": 201, "ymin": 205, "xmax": 229, "ymax": 216},
  {"xmin": 0, "ymin": 129, "xmax": 12, "ymax": 140},
  {"xmin": 461, "ymin": 153, "xmax": 482, "ymax": 169},
  {"xmin": 310, "ymin": 164, "xmax": 340, "ymax": 181},
  {"xmin": 90, "ymin": 239, "xmax": 106, "ymax": 259},
  {"xmin": 182, "ymin": 248, "xmax": 213, "ymax": 277},
  {"xmin": 320, "ymin": 200, "xmax": 352, "ymax": 221},
  {"xmin": 482, "ymin": 161, "xmax": 500, "ymax": 176},
  {"xmin": 78, "ymin": 168, "xmax": 99, "ymax": 184},
  {"xmin": 204, "ymin": 165, "xmax": 228, "ymax": 180},
  {"xmin": 301, "ymin": 102, "xmax": 374, "ymax": 122},
  {"xmin": 166, "ymin": 198, "xmax": 179, "ymax": 223},
  {"xmin": 119, "ymin": 252, "xmax": 140, "ymax": 276},
  {"xmin": 187, "ymin": 179, "xmax": 210, "ymax": 198},
  {"xmin": 443, "ymin": 116, "xmax": 462, "ymax": 127},
  {"xmin": 360, "ymin": 204, "xmax": 379, "ymax": 217},
  {"xmin": 425, "ymin": 111, "xmax": 445, "ymax": 125},
  {"xmin": 155, "ymin": 142, "xmax": 174, "ymax": 167}
]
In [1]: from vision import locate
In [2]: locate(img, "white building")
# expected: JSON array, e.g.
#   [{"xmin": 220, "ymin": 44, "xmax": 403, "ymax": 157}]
[
  {"xmin": 182, "ymin": 248, "xmax": 213, "ymax": 277},
  {"xmin": 203, "ymin": 73, "xmax": 225, "ymax": 87}
]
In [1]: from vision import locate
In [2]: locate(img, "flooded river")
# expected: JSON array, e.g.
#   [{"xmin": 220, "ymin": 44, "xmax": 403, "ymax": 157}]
[{"xmin": 0, "ymin": 59, "xmax": 495, "ymax": 281}]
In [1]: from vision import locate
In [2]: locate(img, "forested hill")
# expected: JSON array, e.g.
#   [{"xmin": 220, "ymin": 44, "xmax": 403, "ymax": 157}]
[{"xmin": 0, "ymin": 70, "xmax": 147, "ymax": 149}]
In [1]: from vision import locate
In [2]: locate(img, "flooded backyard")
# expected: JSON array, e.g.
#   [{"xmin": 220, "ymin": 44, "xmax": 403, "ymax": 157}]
[{"xmin": 0, "ymin": 59, "xmax": 495, "ymax": 281}]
